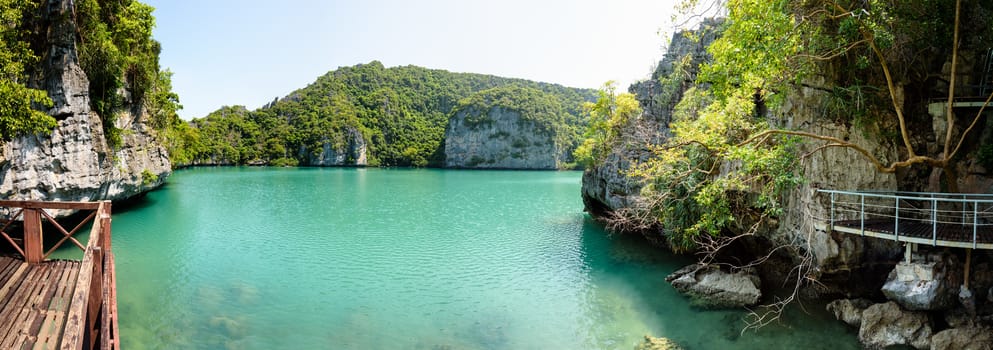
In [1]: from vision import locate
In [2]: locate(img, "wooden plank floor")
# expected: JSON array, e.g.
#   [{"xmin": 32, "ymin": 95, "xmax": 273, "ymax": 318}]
[{"xmin": 0, "ymin": 256, "xmax": 80, "ymax": 350}]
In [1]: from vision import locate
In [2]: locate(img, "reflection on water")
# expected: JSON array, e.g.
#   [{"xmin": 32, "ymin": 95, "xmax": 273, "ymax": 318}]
[{"xmin": 76, "ymin": 167, "xmax": 859, "ymax": 349}]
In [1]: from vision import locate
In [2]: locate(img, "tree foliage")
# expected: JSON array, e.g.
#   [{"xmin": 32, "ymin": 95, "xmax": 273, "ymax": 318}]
[
  {"xmin": 573, "ymin": 82, "xmax": 642, "ymax": 168},
  {"xmin": 0, "ymin": 0, "xmax": 55, "ymax": 140},
  {"xmin": 76, "ymin": 0, "xmax": 162, "ymax": 148}
]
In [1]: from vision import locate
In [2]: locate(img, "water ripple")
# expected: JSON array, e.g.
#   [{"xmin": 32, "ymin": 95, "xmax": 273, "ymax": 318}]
[{"xmin": 109, "ymin": 168, "xmax": 862, "ymax": 350}]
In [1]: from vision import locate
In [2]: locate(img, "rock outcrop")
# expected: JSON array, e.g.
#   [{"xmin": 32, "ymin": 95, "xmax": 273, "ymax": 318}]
[
  {"xmin": 665, "ymin": 264, "xmax": 762, "ymax": 308},
  {"xmin": 445, "ymin": 106, "xmax": 565, "ymax": 169},
  {"xmin": 0, "ymin": 0, "xmax": 170, "ymax": 203}
]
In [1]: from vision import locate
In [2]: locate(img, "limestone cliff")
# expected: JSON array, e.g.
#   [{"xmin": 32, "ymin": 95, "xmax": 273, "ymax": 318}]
[
  {"xmin": 445, "ymin": 107, "xmax": 565, "ymax": 169},
  {"xmin": 304, "ymin": 127, "xmax": 368, "ymax": 166},
  {"xmin": 445, "ymin": 86, "xmax": 573, "ymax": 169},
  {"xmin": 0, "ymin": 0, "xmax": 170, "ymax": 202}
]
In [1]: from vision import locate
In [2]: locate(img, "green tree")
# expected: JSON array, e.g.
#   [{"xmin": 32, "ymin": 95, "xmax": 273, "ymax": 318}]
[
  {"xmin": 0, "ymin": 0, "xmax": 55, "ymax": 140},
  {"xmin": 574, "ymin": 82, "xmax": 642, "ymax": 167},
  {"xmin": 76, "ymin": 0, "xmax": 163, "ymax": 148}
]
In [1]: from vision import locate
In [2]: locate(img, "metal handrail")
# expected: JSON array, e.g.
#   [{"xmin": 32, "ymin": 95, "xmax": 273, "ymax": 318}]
[
  {"xmin": 818, "ymin": 189, "xmax": 993, "ymax": 204},
  {"xmin": 819, "ymin": 189, "xmax": 990, "ymax": 249}
]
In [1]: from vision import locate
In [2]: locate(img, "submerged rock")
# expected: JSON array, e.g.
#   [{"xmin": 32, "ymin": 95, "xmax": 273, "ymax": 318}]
[
  {"xmin": 634, "ymin": 335, "xmax": 683, "ymax": 350},
  {"xmin": 930, "ymin": 326, "xmax": 993, "ymax": 350},
  {"xmin": 858, "ymin": 301, "xmax": 932, "ymax": 349},
  {"xmin": 666, "ymin": 264, "xmax": 761, "ymax": 308}
]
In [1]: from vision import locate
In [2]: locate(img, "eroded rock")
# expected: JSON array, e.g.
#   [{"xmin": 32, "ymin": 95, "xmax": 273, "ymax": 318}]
[{"xmin": 666, "ymin": 264, "xmax": 761, "ymax": 308}]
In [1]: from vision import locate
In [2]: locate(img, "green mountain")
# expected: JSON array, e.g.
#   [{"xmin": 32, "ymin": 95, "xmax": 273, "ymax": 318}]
[{"xmin": 174, "ymin": 61, "xmax": 596, "ymax": 168}]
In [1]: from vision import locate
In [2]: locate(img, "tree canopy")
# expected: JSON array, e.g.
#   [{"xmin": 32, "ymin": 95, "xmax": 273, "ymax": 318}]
[{"xmin": 0, "ymin": 0, "xmax": 55, "ymax": 140}]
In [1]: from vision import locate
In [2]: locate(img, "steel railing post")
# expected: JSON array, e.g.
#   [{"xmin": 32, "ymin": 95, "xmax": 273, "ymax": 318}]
[
  {"xmin": 895, "ymin": 198, "xmax": 900, "ymax": 241},
  {"xmin": 860, "ymin": 194, "xmax": 865, "ymax": 236},
  {"xmin": 830, "ymin": 192, "xmax": 835, "ymax": 231},
  {"xmin": 932, "ymin": 198, "xmax": 938, "ymax": 246},
  {"xmin": 974, "ymin": 200, "xmax": 979, "ymax": 249},
  {"xmin": 962, "ymin": 195, "xmax": 967, "ymax": 227}
]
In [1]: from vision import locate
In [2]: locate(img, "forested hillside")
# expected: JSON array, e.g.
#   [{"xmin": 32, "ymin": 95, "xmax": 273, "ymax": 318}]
[{"xmin": 172, "ymin": 61, "xmax": 596, "ymax": 167}]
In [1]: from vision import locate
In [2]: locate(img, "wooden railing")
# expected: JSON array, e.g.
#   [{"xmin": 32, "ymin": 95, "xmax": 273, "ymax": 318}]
[{"xmin": 0, "ymin": 200, "xmax": 119, "ymax": 350}]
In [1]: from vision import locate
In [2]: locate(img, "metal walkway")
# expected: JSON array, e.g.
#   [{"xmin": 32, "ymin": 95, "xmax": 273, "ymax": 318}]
[{"xmin": 814, "ymin": 190, "xmax": 993, "ymax": 250}]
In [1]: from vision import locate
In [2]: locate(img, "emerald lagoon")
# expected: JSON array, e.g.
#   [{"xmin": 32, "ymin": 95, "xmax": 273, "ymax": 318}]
[{"xmin": 65, "ymin": 167, "xmax": 860, "ymax": 349}]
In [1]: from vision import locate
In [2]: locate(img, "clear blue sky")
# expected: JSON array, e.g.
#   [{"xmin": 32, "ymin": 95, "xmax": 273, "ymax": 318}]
[{"xmin": 145, "ymin": 0, "xmax": 681, "ymax": 119}]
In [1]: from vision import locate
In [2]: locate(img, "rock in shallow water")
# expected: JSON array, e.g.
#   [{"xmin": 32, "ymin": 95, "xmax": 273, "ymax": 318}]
[
  {"xmin": 858, "ymin": 301, "xmax": 932, "ymax": 350},
  {"xmin": 826, "ymin": 298, "xmax": 873, "ymax": 327},
  {"xmin": 634, "ymin": 335, "xmax": 683, "ymax": 350},
  {"xmin": 665, "ymin": 264, "xmax": 761, "ymax": 308}
]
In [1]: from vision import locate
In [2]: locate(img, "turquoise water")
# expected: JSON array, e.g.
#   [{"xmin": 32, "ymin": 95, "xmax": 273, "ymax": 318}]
[{"xmin": 57, "ymin": 167, "xmax": 860, "ymax": 349}]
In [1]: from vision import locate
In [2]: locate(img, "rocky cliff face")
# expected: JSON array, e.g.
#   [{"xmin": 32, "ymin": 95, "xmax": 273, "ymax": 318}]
[
  {"xmin": 305, "ymin": 127, "xmax": 368, "ymax": 166},
  {"xmin": 445, "ymin": 107, "xmax": 564, "ymax": 169},
  {"xmin": 582, "ymin": 19, "xmax": 902, "ymax": 279},
  {"xmin": 0, "ymin": 0, "xmax": 170, "ymax": 202},
  {"xmin": 582, "ymin": 20, "xmax": 721, "ymax": 215}
]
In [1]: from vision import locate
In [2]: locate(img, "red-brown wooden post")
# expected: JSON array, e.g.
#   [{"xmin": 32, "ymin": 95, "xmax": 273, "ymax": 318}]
[
  {"xmin": 101, "ymin": 202, "xmax": 112, "ymax": 252},
  {"xmin": 23, "ymin": 208, "xmax": 43, "ymax": 263}
]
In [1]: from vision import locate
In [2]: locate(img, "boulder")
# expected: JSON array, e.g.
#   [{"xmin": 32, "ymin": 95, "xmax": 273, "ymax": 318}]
[
  {"xmin": 858, "ymin": 301, "xmax": 932, "ymax": 349},
  {"xmin": 882, "ymin": 258, "xmax": 960, "ymax": 311},
  {"xmin": 666, "ymin": 264, "xmax": 761, "ymax": 308},
  {"xmin": 826, "ymin": 298, "xmax": 873, "ymax": 327},
  {"xmin": 634, "ymin": 335, "xmax": 683, "ymax": 350},
  {"xmin": 930, "ymin": 326, "xmax": 993, "ymax": 350}
]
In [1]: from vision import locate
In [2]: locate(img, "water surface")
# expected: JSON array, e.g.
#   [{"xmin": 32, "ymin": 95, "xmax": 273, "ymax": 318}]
[{"xmin": 58, "ymin": 167, "xmax": 859, "ymax": 349}]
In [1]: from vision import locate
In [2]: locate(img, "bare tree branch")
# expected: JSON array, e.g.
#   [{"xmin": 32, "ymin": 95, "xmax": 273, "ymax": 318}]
[{"xmin": 944, "ymin": 0, "xmax": 962, "ymax": 158}]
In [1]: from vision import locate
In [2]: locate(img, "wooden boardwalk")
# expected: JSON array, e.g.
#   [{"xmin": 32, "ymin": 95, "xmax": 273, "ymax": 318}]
[
  {"xmin": 0, "ymin": 256, "xmax": 80, "ymax": 349},
  {"xmin": 0, "ymin": 200, "xmax": 119, "ymax": 350}
]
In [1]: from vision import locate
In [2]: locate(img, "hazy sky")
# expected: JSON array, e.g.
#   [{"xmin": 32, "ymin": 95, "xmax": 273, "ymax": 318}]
[{"xmin": 145, "ymin": 0, "xmax": 682, "ymax": 119}]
